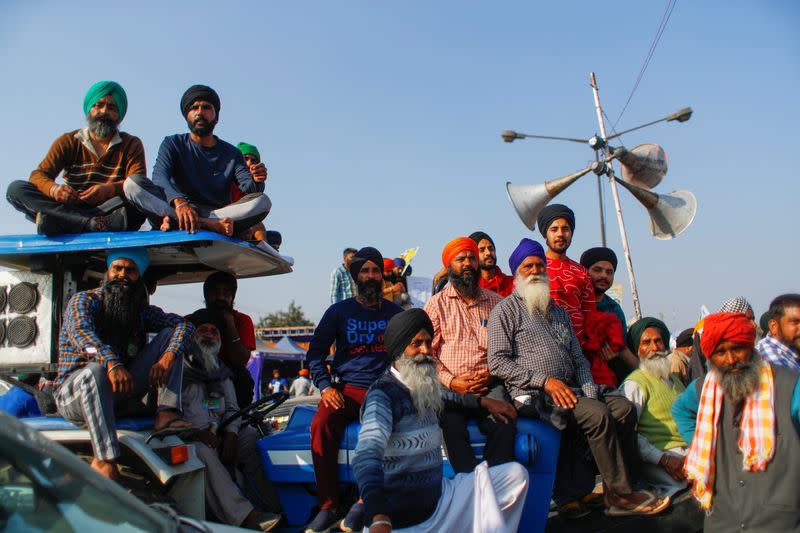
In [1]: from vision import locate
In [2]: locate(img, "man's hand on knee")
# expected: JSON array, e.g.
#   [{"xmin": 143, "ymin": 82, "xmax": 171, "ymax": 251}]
[
  {"xmin": 149, "ymin": 352, "xmax": 176, "ymax": 387},
  {"xmin": 480, "ymin": 397, "xmax": 517, "ymax": 424},
  {"xmin": 320, "ymin": 387, "xmax": 345, "ymax": 410},
  {"xmin": 108, "ymin": 364, "xmax": 134, "ymax": 394},
  {"xmin": 543, "ymin": 378, "xmax": 578, "ymax": 409}
]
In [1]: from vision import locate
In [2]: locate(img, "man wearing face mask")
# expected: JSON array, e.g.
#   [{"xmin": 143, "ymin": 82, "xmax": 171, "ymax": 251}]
[
  {"xmin": 124, "ymin": 85, "xmax": 270, "ymax": 237},
  {"xmin": 7, "ymin": 80, "xmax": 146, "ymax": 235},
  {"xmin": 202, "ymin": 271, "xmax": 257, "ymax": 409}
]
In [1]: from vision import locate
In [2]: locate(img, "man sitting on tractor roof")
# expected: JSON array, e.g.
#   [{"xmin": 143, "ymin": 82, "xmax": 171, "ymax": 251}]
[
  {"xmin": 53, "ymin": 247, "xmax": 194, "ymax": 480},
  {"xmin": 7, "ymin": 80, "xmax": 147, "ymax": 235}
]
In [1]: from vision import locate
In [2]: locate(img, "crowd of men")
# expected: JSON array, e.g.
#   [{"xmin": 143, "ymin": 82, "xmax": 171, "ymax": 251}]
[
  {"xmin": 8, "ymin": 80, "xmax": 800, "ymax": 533},
  {"xmin": 7, "ymin": 80, "xmax": 279, "ymax": 249}
]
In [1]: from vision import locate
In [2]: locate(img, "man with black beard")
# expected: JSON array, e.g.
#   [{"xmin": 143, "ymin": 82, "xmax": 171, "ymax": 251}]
[
  {"xmin": 424, "ymin": 237, "xmax": 517, "ymax": 475},
  {"xmin": 354, "ymin": 309, "xmax": 529, "ymax": 533},
  {"xmin": 620, "ymin": 317, "xmax": 688, "ymax": 497},
  {"xmin": 304, "ymin": 247, "xmax": 403, "ymax": 533},
  {"xmin": 124, "ymin": 84, "xmax": 270, "ymax": 237},
  {"xmin": 7, "ymin": 80, "xmax": 146, "ymax": 235},
  {"xmin": 203, "ymin": 271, "xmax": 257, "ymax": 408},
  {"xmin": 489, "ymin": 238, "xmax": 669, "ymax": 517},
  {"xmin": 671, "ymin": 312, "xmax": 800, "ymax": 532},
  {"xmin": 53, "ymin": 248, "xmax": 194, "ymax": 480},
  {"xmin": 182, "ymin": 309, "xmax": 281, "ymax": 531},
  {"xmin": 470, "ymin": 231, "xmax": 515, "ymax": 297}
]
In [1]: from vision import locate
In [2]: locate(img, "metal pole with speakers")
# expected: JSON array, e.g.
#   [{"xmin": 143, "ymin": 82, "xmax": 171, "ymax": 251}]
[{"xmin": 503, "ymin": 72, "xmax": 697, "ymax": 321}]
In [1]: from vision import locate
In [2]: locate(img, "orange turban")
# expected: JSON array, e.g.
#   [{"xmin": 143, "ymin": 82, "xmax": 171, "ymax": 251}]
[
  {"xmin": 700, "ymin": 312, "xmax": 756, "ymax": 358},
  {"xmin": 298, "ymin": 368, "xmax": 309, "ymax": 377},
  {"xmin": 441, "ymin": 237, "xmax": 479, "ymax": 268}
]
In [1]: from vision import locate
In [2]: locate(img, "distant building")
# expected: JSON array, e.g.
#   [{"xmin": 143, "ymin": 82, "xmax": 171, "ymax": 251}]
[{"xmin": 256, "ymin": 325, "xmax": 316, "ymax": 344}]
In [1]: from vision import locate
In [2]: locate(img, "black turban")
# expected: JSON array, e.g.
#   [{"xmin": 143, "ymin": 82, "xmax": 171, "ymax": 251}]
[
  {"xmin": 537, "ymin": 203, "xmax": 575, "ymax": 237},
  {"xmin": 469, "ymin": 231, "xmax": 494, "ymax": 246},
  {"xmin": 579, "ymin": 247, "xmax": 618, "ymax": 271},
  {"xmin": 180, "ymin": 85, "xmax": 221, "ymax": 117},
  {"xmin": 626, "ymin": 316, "xmax": 670, "ymax": 354},
  {"xmin": 348, "ymin": 246, "xmax": 383, "ymax": 279},
  {"xmin": 266, "ymin": 230, "xmax": 282, "ymax": 246},
  {"xmin": 203, "ymin": 271, "xmax": 237, "ymax": 299},
  {"xmin": 186, "ymin": 308, "xmax": 226, "ymax": 334},
  {"xmin": 675, "ymin": 327, "xmax": 695, "ymax": 348},
  {"xmin": 385, "ymin": 308, "xmax": 434, "ymax": 361}
]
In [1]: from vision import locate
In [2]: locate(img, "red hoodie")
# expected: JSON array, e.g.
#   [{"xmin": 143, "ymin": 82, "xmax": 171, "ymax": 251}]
[{"xmin": 479, "ymin": 267, "xmax": 515, "ymax": 298}]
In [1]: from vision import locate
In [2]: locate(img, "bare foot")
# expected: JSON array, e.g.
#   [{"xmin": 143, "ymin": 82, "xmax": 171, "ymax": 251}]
[
  {"xmin": 153, "ymin": 409, "xmax": 192, "ymax": 431},
  {"xmin": 91, "ymin": 458, "xmax": 120, "ymax": 480},
  {"xmin": 160, "ymin": 215, "xmax": 172, "ymax": 231},
  {"xmin": 199, "ymin": 217, "xmax": 233, "ymax": 236},
  {"xmin": 251, "ymin": 223, "xmax": 267, "ymax": 242}
]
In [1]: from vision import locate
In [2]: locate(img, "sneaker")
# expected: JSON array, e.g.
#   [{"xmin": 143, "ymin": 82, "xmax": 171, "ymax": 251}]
[
  {"xmin": 89, "ymin": 208, "xmax": 127, "ymax": 232},
  {"xmin": 35, "ymin": 212, "xmax": 63, "ymax": 236},
  {"xmin": 305, "ymin": 508, "xmax": 339, "ymax": 533},
  {"xmin": 340, "ymin": 502, "xmax": 364, "ymax": 533},
  {"xmin": 257, "ymin": 511, "xmax": 281, "ymax": 532}
]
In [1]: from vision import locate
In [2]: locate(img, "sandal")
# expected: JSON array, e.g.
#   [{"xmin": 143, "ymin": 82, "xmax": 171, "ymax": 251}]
[
  {"xmin": 557, "ymin": 500, "xmax": 591, "ymax": 520},
  {"xmin": 604, "ymin": 491, "xmax": 670, "ymax": 517}
]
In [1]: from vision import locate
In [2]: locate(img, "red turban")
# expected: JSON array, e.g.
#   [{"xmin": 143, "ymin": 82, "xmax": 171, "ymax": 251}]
[
  {"xmin": 700, "ymin": 312, "xmax": 756, "ymax": 358},
  {"xmin": 298, "ymin": 368, "xmax": 309, "ymax": 377},
  {"xmin": 383, "ymin": 258, "xmax": 396, "ymax": 272},
  {"xmin": 441, "ymin": 237, "xmax": 479, "ymax": 268}
]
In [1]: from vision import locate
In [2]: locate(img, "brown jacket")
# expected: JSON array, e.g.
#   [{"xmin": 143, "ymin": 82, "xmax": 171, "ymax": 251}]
[{"xmin": 29, "ymin": 129, "xmax": 146, "ymax": 197}]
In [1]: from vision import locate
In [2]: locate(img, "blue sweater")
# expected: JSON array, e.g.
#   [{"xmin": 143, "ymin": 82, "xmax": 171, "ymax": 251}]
[
  {"xmin": 353, "ymin": 371, "xmax": 481, "ymax": 527},
  {"xmin": 306, "ymin": 298, "xmax": 403, "ymax": 391},
  {"xmin": 152, "ymin": 133, "xmax": 263, "ymax": 207}
]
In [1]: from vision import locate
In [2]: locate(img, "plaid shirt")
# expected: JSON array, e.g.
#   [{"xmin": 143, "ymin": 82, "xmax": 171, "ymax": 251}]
[
  {"xmin": 487, "ymin": 293, "xmax": 598, "ymax": 429},
  {"xmin": 757, "ymin": 335, "xmax": 800, "ymax": 372},
  {"xmin": 330, "ymin": 264, "xmax": 356, "ymax": 304},
  {"xmin": 54, "ymin": 288, "xmax": 195, "ymax": 386},
  {"xmin": 424, "ymin": 285, "xmax": 502, "ymax": 389}
]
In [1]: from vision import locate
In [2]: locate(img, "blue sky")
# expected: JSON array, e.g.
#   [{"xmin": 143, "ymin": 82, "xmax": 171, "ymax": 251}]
[{"xmin": 1, "ymin": 1, "xmax": 798, "ymax": 332}]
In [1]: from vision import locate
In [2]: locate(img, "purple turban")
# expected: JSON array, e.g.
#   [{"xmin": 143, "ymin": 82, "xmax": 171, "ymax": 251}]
[{"xmin": 508, "ymin": 238, "xmax": 546, "ymax": 274}]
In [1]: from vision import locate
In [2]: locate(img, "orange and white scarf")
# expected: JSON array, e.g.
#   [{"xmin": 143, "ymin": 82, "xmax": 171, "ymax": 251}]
[{"xmin": 684, "ymin": 363, "xmax": 775, "ymax": 510}]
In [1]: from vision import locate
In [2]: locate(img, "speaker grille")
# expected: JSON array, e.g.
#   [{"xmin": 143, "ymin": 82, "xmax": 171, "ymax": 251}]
[
  {"xmin": 0, "ymin": 287, "xmax": 6, "ymax": 313},
  {"xmin": 7, "ymin": 316, "xmax": 36, "ymax": 348},
  {"xmin": 0, "ymin": 319, "xmax": 5, "ymax": 346},
  {"xmin": 8, "ymin": 282, "xmax": 38, "ymax": 314}
]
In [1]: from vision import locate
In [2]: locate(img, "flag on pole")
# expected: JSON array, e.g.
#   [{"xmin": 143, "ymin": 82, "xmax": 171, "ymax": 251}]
[{"xmin": 400, "ymin": 247, "xmax": 419, "ymax": 276}]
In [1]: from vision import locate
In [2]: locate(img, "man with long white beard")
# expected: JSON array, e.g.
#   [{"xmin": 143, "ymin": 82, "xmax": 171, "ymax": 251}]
[
  {"xmin": 424, "ymin": 237, "xmax": 517, "ymax": 475},
  {"xmin": 620, "ymin": 317, "xmax": 688, "ymax": 497},
  {"xmin": 488, "ymin": 238, "xmax": 670, "ymax": 517},
  {"xmin": 53, "ymin": 248, "xmax": 194, "ymax": 480},
  {"xmin": 182, "ymin": 309, "xmax": 281, "ymax": 531},
  {"xmin": 354, "ymin": 309, "xmax": 529, "ymax": 533},
  {"xmin": 671, "ymin": 312, "xmax": 800, "ymax": 532}
]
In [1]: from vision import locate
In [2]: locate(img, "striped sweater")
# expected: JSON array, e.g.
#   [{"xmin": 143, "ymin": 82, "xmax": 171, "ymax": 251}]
[
  {"xmin": 29, "ymin": 128, "xmax": 146, "ymax": 197},
  {"xmin": 353, "ymin": 370, "xmax": 480, "ymax": 528}
]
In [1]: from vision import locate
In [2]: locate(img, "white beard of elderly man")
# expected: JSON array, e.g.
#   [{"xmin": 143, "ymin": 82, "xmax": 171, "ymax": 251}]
[
  {"xmin": 620, "ymin": 317, "xmax": 689, "ymax": 498},
  {"xmin": 488, "ymin": 238, "xmax": 670, "ymax": 518}
]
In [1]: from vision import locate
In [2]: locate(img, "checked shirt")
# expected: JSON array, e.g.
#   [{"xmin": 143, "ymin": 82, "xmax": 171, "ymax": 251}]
[{"xmin": 757, "ymin": 335, "xmax": 800, "ymax": 373}]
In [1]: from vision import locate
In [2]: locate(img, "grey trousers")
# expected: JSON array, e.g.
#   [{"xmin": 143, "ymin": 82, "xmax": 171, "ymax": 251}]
[
  {"xmin": 123, "ymin": 175, "xmax": 270, "ymax": 235},
  {"xmin": 193, "ymin": 426, "xmax": 281, "ymax": 526},
  {"xmin": 55, "ymin": 328, "xmax": 184, "ymax": 461}
]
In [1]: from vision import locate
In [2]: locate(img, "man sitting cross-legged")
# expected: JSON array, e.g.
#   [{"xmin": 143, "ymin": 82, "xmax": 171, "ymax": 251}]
[
  {"xmin": 620, "ymin": 317, "xmax": 688, "ymax": 497},
  {"xmin": 354, "ymin": 308, "xmax": 529, "ymax": 533},
  {"xmin": 183, "ymin": 309, "xmax": 281, "ymax": 531},
  {"xmin": 53, "ymin": 248, "xmax": 194, "ymax": 480},
  {"xmin": 124, "ymin": 85, "xmax": 270, "ymax": 237},
  {"xmin": 488, "ymin": 238, "xmax": 670, "ymax": 517}
]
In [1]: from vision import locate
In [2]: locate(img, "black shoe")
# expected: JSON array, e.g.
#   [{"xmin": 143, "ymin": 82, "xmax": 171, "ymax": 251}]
[
  {"xmin": 35, "ymin": 212, "xmax": 64, "ymax": 236},
  {"xmin": 340, "ymin": 502, "xmax": 364, "ymax": 533},
  {"xmin": 305, "ymin": 508, "xmax": 339, "ymax": 533},
  {"xmin": 89, "ymin": 208, "xmax": 127, "ymax": 232}
]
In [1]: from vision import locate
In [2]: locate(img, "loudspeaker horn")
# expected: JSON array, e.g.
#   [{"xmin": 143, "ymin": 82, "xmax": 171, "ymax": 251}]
[
  {"xmin": 613, "ymin": 177, "xmax": 697, "ymax": 240},
  {"xmin": 618, "ymin": 144, "xmax": 669, "ymax": 190},
  {"xmin": 506, "ymin": 165, "xmax": 593, "ymax": 230}
]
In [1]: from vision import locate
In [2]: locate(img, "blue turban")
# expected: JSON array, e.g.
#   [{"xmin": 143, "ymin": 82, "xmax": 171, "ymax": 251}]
[
  {"xmin": 83, "ymin": 81, "xmax": 128, "ymax": 120},
  {"xmin": 508, "ymin": 238, "xmax": 546, "ymax": 274},
  {"xmin": 393, "ymin": 258, "xmax": 406, "ymax": 268},
  {"xmin": 107, "ymin": 248, "xmax": 149, "ymax": 274}
]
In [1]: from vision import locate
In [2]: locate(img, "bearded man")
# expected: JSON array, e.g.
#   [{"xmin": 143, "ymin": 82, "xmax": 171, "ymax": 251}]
[
  {"xmin": 424, "ymin": 237, "xmax": 517, "ymax": 474},
  {"xmin": 690, "ymin": 296, "xmax": 755, "ymax": 381},
  {"xmin": 671, "ymin": 312, "xmax": 800, "ymax": 532},
  {"xmin": 488, "ymin": 238, "xmax": 669, "ymax": 517},
  {"xmin": 53, "ymin": 248, "xmax": 194, "ymax": 480},
  {"xmin": 354, "ymin": 309, "xmax": 529, "ymax": 533},
  {"xmin": 124, "ymin": 85, "xmax": 270, "ymax": 237},
  {"xmin": 621, "ymin": 317, "xmax": 688, "ymax": 497},
  {"xmin": 7, "ymin": 80, "xmax": 146, "ymax": 235},
  {"xmin": 182, "ymin": 309, "xmax": 281, "ymax": 531},
  {"xmin": 304, "ymin": 247, "xmax": 403, "ymax": 533},
  {"xmin": 469, "ymin": 231, "xmax": 515, "ymax": 297},
  {"xmin": 757, "ymin": 293, "xmax": 800, "ymax": 372}
]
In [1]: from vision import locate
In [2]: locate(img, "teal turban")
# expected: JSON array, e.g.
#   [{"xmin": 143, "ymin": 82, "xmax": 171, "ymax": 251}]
[
  {"xmin": 83, "ymin": 81, "xmax": 128, "ymax": 120},
  {"xmin": 107, "ymin": 247, "xmax": 149, "ymax": 274},
  {"xmin": 237, "ymin": 142, "xmax": 261, "ymax": 163},
  {"xmin": 626, "ymin": 316, "xmax": 670, "ymax": 354}
]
